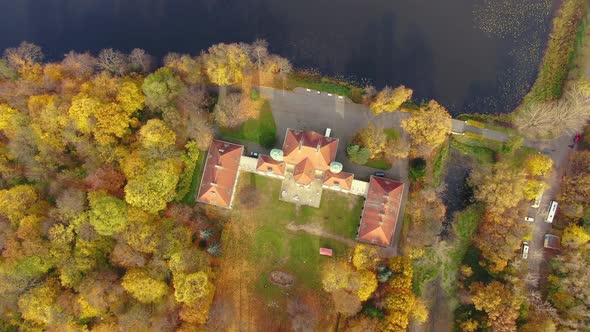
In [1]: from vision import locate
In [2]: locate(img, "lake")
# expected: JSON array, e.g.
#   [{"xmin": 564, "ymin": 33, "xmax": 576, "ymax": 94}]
[{"xmin": 0, "ymin": 0, "xmax": 557, "ymax": 114}]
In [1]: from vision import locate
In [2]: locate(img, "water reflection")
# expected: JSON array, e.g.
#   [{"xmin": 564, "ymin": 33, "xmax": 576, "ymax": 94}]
[{"xmin": 0, "ymin": 0, "xmax": 555, "ymax": 114}]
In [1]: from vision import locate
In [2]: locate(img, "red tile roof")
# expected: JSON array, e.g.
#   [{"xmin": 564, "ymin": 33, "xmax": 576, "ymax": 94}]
[
  {"xmin": 197, "ymin": 140, "xmax": 243, "ymax": 208},
  {"xmin": 256, "ymin": 155, "xmax": 285, "ymax": 176},
  {"xmin": 323, "ymin": 171, "xmax": 354, "ymax": 190},
  {"xmin": 358, "ymin": 176, "xmax": 404, "ymax": 246},
  {"xmin": 319, "ymin": 248, "xmax": 333, "ymax": 256},
  {"xmin": 293, "ymin": 158, "xmax": 315, "ymax": 185},
  {"xmin": 283, "ymin": 129, "xmax": 338, "ymax": 172}
]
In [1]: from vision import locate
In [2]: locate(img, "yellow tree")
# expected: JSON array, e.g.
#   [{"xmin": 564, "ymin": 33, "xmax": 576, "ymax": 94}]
[
  {"xmin": 401, "ymin": 100, "xmax": 451, "ymax": 153},
  {"xmin": 354, "ymin": 124, "xmax": 388, "ymax": 158},
  {"xmin": 470, "ymin": 281, "xmax": 521, "ymax": 332},
  {"xmin": 469, "ymin": 162, "xmax": 527, "ymax": 214},
  {"xmin": 202, "ymin": 43, "xmax": 250, "ymax": 86},
  {"xmin": 124, "ymin": 156, "xmax": 183, "ymax": 213},
  {"xmin": 562, "ymin": 224, "xmax": 590, "ymax": 248},
  {"xmin": 370, "ymin": 85, "xmax": 413, "ymax": 114},
  {"xmin": 17, "ymin": 279, "xmax": 62, "ymax": 327},
  {"xmin": 523, "ymin": 179, "xmax": 545, "ymax": 201},
  {"xmin": 0, "ymin": 104, "xmax": 27, "ymax": 139},
  {"xmin": 68, "ymin": 93, "xmax": 101, "ymax": 134},
  {"xmin": 138, "ymin": 119, "xmax": 177, "ymax": 149},
  {"xmin": 352, "ymin": 244, "xmax": 379, "ymax": 270},
  {"xmin": 121, "ymin": 269, "xmax": 168, "ymax": 303},
  {"xmin": 0, "ymin": 185, "xmax": 38, "ymax": 224},
  {"xmin": 173, "ymin": 271, "xmax": 213, "ymax": 304},
  {"xmin": 116, "ymin": 80, "xmax": 145, "ymax": 114},
  {"xmin": 525, "ymin": 153, "xmax": 553, "ymax": 176},
  {"xmin": 356, "ymin": 270, "xmax": 378, "ymax": 301},
  {"xmin": 88, "ymin": 191, "xmax": 128, "ymax": 236},
  {"xmin": 28, "ymin": 94, "xmax": 68, "ymax": 150},
  {"xmin": 382, "ymin": 257, "xmax": 427, "ymax": 331}
]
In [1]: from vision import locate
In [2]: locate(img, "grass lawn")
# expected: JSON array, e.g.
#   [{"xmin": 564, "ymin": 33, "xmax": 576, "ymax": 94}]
[
  {"xmin": 299, "ymin": 190, "xmax": 364, "ymax": 238},
  {"xmin": 384, "ymin": 128, "xmax": 399, "ymax": 140},
  {"xmin": 432, "ymin": 140, "xmax": 450, "ymax": 186},
  {"xmin": 450, "ymin": 135, "xmax": 537, "ymax": 169},
  {"xmin": 217, "ymin": 173, "xmax": 363, "ymax": 327},
  {"xmin": 450, "ymin": 136, "xmax": 497, "ymax": 164},
  {"xmin": 284, "ymin": 73, "xmax": 364, "ymax": 103},
  {"xmin": 219, "ymin": 100, "xmax": 277, "ymax": 148},
  {"xmin": 365, "ymin": 158, "xmax": 392, "ymax": 170},
  {"xmin": 181, "ymin": 151, "xmax": 206, "ymax": 205}
]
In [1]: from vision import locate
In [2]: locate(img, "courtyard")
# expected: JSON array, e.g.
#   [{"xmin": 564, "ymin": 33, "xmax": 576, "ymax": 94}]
[
  {"xmin": 211, "ymin": 172, "xmax": 364, "ymax": 330},
  {"xmin": 279, "ymin": 165, "xmax": 324, "ymax": 207}
]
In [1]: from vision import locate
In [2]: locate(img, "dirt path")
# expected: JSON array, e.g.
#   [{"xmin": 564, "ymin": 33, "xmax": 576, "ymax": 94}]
[{"xmin": 286, "ymin": 222, "xmax": 357, "ymax": 247}]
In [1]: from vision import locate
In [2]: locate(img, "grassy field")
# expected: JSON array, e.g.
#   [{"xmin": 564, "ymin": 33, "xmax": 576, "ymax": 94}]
[
  {"xmin": 219, "ymin": 100, "xmax": 277, "ymax": 148},
  {"xmin": 450, "ymin": 135, "xmax": 536, "ymax": 169},
  {"xmin": 285, "ymin": 73, "xmax": 364, "ymax": 103},
  {"xmin": 181, "ymin": 151, "xmax": 206, "ymax": 205},
  {"xmin": 365, "ymin": 158, "xmax": 392, "ymax": 170},
  {"xmin": 215, "ymin": 173, "xmax": 363, "ymax": 329}
]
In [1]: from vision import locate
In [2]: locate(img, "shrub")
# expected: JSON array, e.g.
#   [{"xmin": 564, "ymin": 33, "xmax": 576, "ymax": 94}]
[
  {"xmin": 526, "ymin": 0, "xmax": 587, "ymax": 102},
  {"xmin": 409, "ymin": 158, "xmax": 427, "ymax": 181},
  {"xmin": 347, "ymin": 144, "xmax": 370, "ymax": 165}
]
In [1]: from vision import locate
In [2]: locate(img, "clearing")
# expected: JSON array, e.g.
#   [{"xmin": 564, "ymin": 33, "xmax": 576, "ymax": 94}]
[{"xmin": 209, "ymin": 173, "xmax": 364, "ymax": 330}]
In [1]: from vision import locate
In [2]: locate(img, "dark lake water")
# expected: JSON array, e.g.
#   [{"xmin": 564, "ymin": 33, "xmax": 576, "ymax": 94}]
[{"xmin": 0, "ymin": 0, "xmax": 557, "ymax": 114}]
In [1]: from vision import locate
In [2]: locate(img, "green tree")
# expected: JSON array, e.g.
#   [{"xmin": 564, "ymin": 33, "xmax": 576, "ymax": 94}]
[
  {"xmin": 121, "ymin": 269, "xmax": 168, "ymax": 303},
  {"xmin": 174, "ymin": 271, "xmax": 213, "ymax": 304},
  {"xmin": 142, "ymin": 67, "xmax": 184, "ymax": 111},
  {"xmin": 139, "ymin": 119, "xmax": 177, "ymax": 149},
  {"xmin": 88, "ymin": 192, "xmax": 128, "ymax": 236},
  {"xmin": 347, "ymin": 144, "xmax": 370, "ymax": 165},
  {"xmin": 202, "ymin": 43, "xmax": 250, "ymax": 86},
  {"xmin": 370, "ymin": 85, "xmax": 413, "ymax": 114}
]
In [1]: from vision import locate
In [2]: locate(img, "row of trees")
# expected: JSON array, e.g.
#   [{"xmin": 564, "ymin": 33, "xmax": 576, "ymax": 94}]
[
  {"xmin": 0, "ymin": 40, "xmax": 292, "ymax": 330},
  {"xmin": 323, "ymin": 245, "xmax": 427, "ymax": 330},
  {"xmin": 547, "ymin": 149, "xmax": 590, "ymax": 329}
]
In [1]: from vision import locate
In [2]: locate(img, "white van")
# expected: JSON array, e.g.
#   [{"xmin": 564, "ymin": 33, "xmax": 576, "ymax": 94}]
[{"xmin": 546, "ymin": 201, "xmax": 558, "ymax": 223}]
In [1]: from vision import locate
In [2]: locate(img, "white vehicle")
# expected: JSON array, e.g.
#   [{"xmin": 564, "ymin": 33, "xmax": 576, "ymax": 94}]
[
  {"xmin": 546, "ymin": 201, "xmax": 558, "ymax": 223},
  {"xmin": 524, "ymin": 217, "xmax": 535, "ymax": 222},
  {"xmin": 522, "ymin": 242, "xmax": 529, "ymax": 259},
  {"xmin": 325, "ymin": 128, "xmax": 332, "ymax": 137},
  {"xmin": 532, "ymin": 185, "xmax": 544, "ymax": 208}
]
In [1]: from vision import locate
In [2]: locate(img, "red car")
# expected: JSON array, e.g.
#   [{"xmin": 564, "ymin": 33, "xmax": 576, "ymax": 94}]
[{"xmin": 574, "ymin": 133, "xmax": 581, "ymax": 144}]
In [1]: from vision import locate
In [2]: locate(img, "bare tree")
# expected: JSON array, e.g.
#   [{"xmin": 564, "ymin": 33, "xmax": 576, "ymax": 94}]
[
  {"xmin": 516, "ymin": 80, "xmax": 590, "ymax": 138},
  {"xmin": 97, "ymin": 48, "xmax": 128, "ymax": 75},
  {"xmin": 61, "ymin": 51, "xmax": 97, "ymax": 78},
  {"xmin": 250, "ymin": 39, "xmax": 269, "ymax": 69},
  {"xmin": 129, "ymin": 48, "xmax": 154, "ymax": 73},
  {"xmin": 3, "ymin": 41, "xmax": 44, "ymax": 69},
  {"xmin": 213, "ymin": 93, "xmax": 246, "ymax": 128}
]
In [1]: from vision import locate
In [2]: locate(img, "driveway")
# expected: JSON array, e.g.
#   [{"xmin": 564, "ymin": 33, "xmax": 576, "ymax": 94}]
[
  {"xmin": 526, "ymin": 134, "xmax": 573, "ymax": 289},
  {"xmin": 260, "ymin": 87, "xmax": 410, "ymax": 254},
  {"xmin": 260, "ymin": 86, "xmax": 410, "ymax": 181}
]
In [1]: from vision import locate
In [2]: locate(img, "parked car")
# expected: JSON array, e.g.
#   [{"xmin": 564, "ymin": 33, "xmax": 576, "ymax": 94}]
[
  {"xmin": 374, "ymin": 172, "xmax": 385, "ymax": 178},
  {"xmin": 250, "ymin": 151, "xmax": 259, "ymax": 158},
  {"xmin": 522, "ymin": 242, "xmax": 529, "ymax": 259},
  {"xmin": 524, "ymin": 216, "xmax": 535, "ymax": 222}
]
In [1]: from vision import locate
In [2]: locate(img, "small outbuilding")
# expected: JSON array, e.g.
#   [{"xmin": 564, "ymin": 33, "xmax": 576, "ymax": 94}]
[
  {"xmin": 543, "ymin": 234, "xmax": 561, "ymax": 250},
  {"xmin": 319, "ymin": 248, "xmax": 333, "ymax": 256}
]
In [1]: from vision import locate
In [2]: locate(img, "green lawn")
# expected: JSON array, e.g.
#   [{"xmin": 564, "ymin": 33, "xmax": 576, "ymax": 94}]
[
  {"xmin": 384, "ymin": 128, "xmax": 399, "ymax": 140},
  {"xmin": 450, "ymin": 136, "xmax": 497, "ymax": 164},
  {"xmin": 230, "ymin": 173, "xmax": 361, "ymax": 297},
  {"xmin": 365, "ymin": 158, "xmax": 392, "ymax": 170},
  {"xmin": 219, "ymin": 100, "xmax": 277, "ymax": 148},
  {"xmin": 285, "ymin": 73, "xmax": 364, "ymax": 103},
  {"xmin": 450, "ymin": 135, "xmax": 537, "ymax": 168},
  {"xmin": 181, "ymin": 151, "xmax": 206, "ymax": 205}
]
